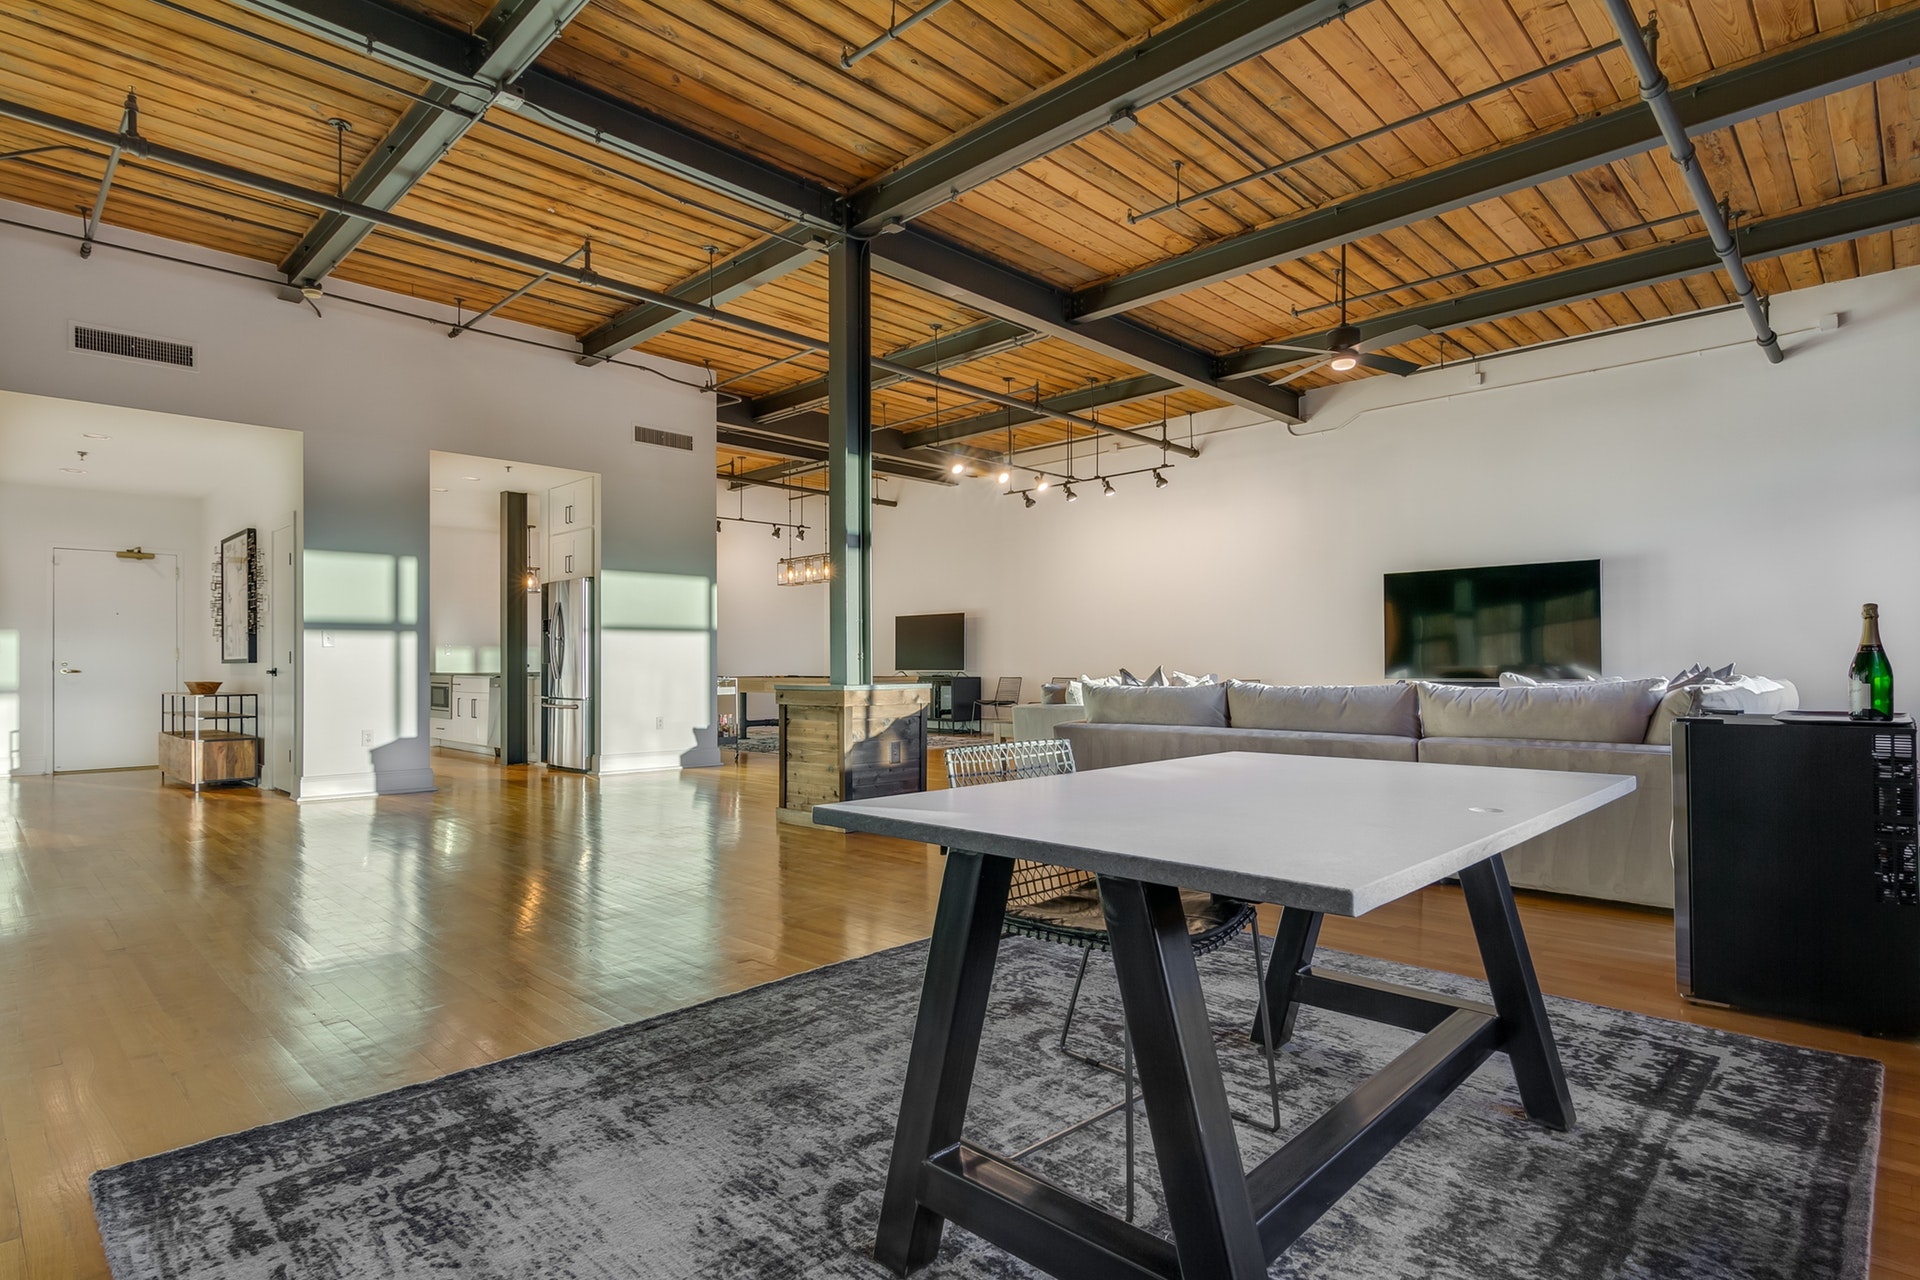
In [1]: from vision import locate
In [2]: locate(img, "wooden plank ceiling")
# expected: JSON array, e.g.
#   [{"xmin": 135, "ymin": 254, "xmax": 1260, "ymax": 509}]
[{"xmin": 3, "ymin": 0, "xmax": 1916, "ymax": 485}]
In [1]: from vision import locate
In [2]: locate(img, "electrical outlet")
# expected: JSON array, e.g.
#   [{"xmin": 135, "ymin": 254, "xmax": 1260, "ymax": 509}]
[
  {"xmin": 322, "ymin": 631, "xmax": 334, "ymax": 647},
  {"xmin": 360, "ymin": 729, "xmax": 373, "ymax": 746},
  {"xmin": 654, "ymin": 715, "xmax": 664, "ymax": 729}
]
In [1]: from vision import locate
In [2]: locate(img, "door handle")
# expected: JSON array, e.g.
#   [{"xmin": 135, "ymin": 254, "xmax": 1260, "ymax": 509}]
[
  {"xmin": 267, "ymin": 667, "xmax": 280, "ymax": 676},
  {"xmin": 59, "ymin": 665, "xmax": 82, "ymax": 674}
]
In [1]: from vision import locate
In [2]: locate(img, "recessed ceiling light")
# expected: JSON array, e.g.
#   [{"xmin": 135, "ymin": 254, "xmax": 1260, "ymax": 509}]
[
  {"xmin": 462, "ymin": 475, "xmax": 480, "ymax": 481},
  {"xmin": 431, "ymin": 486, "xmax": 448, "ymax": 492},
  {"xmin": 60, "ymin": 466, "xmax": 85, "ymax": 473},
  {"xmin": 82, "ymin": 432, "xmax": 110, "ymax": 439}
]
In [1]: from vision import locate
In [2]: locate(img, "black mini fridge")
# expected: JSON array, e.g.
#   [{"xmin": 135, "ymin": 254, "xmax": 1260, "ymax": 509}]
[{"xmin": 1673, "ymin": 711, "xmax": 1920, "ymax": 1035}]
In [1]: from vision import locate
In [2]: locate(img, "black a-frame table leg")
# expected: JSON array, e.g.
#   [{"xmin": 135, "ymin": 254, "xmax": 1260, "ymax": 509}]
[
  {"xmin": 874, "ymin": 848, "xmax": 1013, "ymax": 1274},
  {"xmin": 1100, "ymin": 875, "xmax": 1268, "ymax": 1280},
  {"xmin": 1458, "ymin": 855, "xmax": 1576, "ymax": 1130},
  {"xmin": 1249, "ymin": 906, "xmax": 1322, "ymax": 1047}
]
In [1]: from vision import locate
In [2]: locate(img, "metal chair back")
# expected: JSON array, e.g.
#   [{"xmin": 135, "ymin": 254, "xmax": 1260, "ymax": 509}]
[{"xmin": 944, "ymin": 738, "xmax": 1074, "ymax": 788}]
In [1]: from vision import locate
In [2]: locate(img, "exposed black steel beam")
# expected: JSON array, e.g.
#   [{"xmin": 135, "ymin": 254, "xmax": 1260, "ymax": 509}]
[
  {"xmin": 277, "ymin": 0, "xmax": 590, "ymax": 286},
  {"xmin": 1073, "ymin": 4, "xmax": 1920, "ymax": 320},
  {"xmin": 747, "ymin": 318, "xmax": 1031, "ymax": 422},
  {"xmin": 227, "ymin": 0, "xmax": 841, "ymax": 225},
  {"xmin": 899, "ymin": 373, "xmax": 1178, "ymax": 450},
  {"xmin": 1217, "ymin": 181, "xmax": 1920, "ymax": 381},
  {"xmin": 577, "ymin": 229, "xmax": 832, "ymax": 363},
  {"xmin": 874, "ymin": 226, "xmax": 1298, "ymax": 425},
  {"xmin": 718, "ymin": 405, "xmax": 954, "ymax": 483},
  {"xmin": 1602, "ymin": 0, "xmax": 1781, "ymax": 362},
  {"xmin": 844, "ymin": 0, "xmax": 1359, "ymax": 234}
]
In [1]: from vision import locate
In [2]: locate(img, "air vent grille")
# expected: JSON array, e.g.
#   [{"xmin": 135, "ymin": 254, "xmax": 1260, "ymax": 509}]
[
  {"xmin": 72, "ymin": 324, "xmax": 195, "ymax": 368},
  {"xmin": 634, "ymin": 425, "xmax": 694, "ymax": 452}
]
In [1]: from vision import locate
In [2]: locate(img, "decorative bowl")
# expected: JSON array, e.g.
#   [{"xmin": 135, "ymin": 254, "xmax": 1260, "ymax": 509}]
[{"xmin": 185, "ymin": 681, "xmax": 223, "ymax": 696}]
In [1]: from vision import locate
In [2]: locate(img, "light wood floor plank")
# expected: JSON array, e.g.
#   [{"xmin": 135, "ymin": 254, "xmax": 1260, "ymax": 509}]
[{"xmin": 0, "ymin": 751, "xmax": 1911, "ymax": 1276}]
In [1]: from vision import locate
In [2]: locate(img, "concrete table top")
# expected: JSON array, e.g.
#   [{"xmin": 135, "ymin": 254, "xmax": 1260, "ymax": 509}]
[{"xmin": 816, "ymin": 751, "xmax": 1636, "ymax": 916}]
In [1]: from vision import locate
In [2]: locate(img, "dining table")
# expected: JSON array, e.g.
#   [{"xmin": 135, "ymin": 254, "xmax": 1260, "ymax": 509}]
[{"xmin": 815, "ymin": 750, "xmax": 1636, "ymax": 1280}]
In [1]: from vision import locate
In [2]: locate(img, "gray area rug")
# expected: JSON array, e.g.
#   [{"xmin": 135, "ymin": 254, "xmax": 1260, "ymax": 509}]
[{"xmin": 92, "ymin": 938, "xmax": 1881, "ymax": 1279}]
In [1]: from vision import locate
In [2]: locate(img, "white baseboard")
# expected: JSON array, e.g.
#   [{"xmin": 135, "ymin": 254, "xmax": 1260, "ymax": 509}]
[
  {"xmin": 294, "ymin": 768, "xmax": 437, "ymax": 801},
  {"xmin": 596, "ymin": 751, "xmax": 685, "ymax": 775}
]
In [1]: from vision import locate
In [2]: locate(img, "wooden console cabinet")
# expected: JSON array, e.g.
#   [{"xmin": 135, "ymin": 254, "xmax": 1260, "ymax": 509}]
[
  {"xmin": 159, "ymin": 693, "xmax": 262, "ymax": 792},
  {"xmin": 776, "ymin": 683, "xmax": 930, "ymax": 827}
]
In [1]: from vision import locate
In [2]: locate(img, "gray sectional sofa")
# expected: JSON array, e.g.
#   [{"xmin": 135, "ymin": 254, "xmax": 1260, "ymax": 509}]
[{"xmin": 1057, "ymin": 678, "xmax": 1678, "ymax": 909}]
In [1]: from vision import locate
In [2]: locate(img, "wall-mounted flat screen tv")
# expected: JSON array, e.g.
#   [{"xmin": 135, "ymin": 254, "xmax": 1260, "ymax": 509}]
[
  {"xmin": 896, "ymin": 612, "xmax": 965, "ymax": 672},
  {"xmin": 1385, "ymin": 559, "xmax": 1601, "ymax": 680}
]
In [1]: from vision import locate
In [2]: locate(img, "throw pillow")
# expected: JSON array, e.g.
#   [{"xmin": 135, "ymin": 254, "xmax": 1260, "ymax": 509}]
[
  {"xmin": 1167, "ymin": 670, "xmax": 1220, "ymax": 687},
  {"xmin": 1696, "ymin": 675, "xmax": 1799, "ymax": 715},
  {"xmin": 1083, "ymin": 683, "xmax": 1228, "ymax": 727},
  {"xmin": 1041, "ymin": 682, "xmax": 1068, "ymax": 706},
  {"xmin": 1498, "ymin": 672, "xmax": 1539, "ymax": 688},
  {"xmin": 1114, "ymin": 668, "xmax": 1146, "ymax": 686}
]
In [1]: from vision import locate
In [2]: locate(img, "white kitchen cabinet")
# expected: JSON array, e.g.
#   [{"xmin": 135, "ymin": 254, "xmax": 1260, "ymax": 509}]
[
  {"xmin": 549, "ymin": 478, "xmax": 594, "ymax": 532},
  {"xmin": 441, "ymin": 677, "xmax": 495, "ymax": 751},
  {"xmin": 549, "ymin": 527, "xmax": 593, "ymax": 581}
]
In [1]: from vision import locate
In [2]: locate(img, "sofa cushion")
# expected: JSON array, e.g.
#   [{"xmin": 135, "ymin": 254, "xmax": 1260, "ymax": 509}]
[
  {"xmin": 1416, "ymin": 736, "xmax": 1672, "ymax": 907},
  {"xmin": 1083, "ymin": 683, "xmax": 1227, "ymax": 727},
  {"xmin": 1226, "ymin": 681, "xmax": 1419, "ymax": 738},
  {"xmin": 1415, "ymin": 677, "xmax": 1665, "ymax": 744},
  {"xmin": 1057, "ymin": 721, "xmax": 1417, "ymax": 769}
]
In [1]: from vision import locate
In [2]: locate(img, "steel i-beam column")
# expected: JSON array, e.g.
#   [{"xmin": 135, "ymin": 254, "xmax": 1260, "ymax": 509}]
[{"xmin": 827, "ymin": 237, "xmax": 873, "ymax": 687}]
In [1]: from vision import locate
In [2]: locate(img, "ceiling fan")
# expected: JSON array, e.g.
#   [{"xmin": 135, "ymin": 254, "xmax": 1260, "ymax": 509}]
[{"xmin": 1257, "ymin": 244, "xmax": 1431, "ymax": 385}]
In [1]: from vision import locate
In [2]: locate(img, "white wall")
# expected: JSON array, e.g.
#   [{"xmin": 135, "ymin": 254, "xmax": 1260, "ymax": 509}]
[
  {"xmin": 864, "ymin": 266, "xmax": 1920, "ymax": 711},
  {"xmin": 0, "ymin": 200, "xmax": 720, "ymax": 797},
  {"xmin": 0, "ymin": 482, "xmax": 200, "ymax": 774},
  {"xmin": 714, "ymin": 479, "xmax": 830, "ymax": 721},
  {"xmin": 430, "ymin": 525, "xmax": 502, "ymax": 673}
]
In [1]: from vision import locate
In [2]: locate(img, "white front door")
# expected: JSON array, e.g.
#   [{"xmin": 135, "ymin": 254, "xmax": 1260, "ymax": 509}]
[
  {"xmin": 268, "ymin": 523, "xmax": 297, "ymax": 792},
  {"xmin": 52, "ymin": 548, "xmax": 178, "ymax": 771}
]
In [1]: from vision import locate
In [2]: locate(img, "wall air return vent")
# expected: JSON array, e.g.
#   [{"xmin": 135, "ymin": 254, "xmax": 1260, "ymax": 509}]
[
  {"xmin": 71, "ymin": 324, "xmax": 195, "ymax": 369},
  {"xmin": 634, "ymin": 425, "xmax": 694, "ymax": 452}
]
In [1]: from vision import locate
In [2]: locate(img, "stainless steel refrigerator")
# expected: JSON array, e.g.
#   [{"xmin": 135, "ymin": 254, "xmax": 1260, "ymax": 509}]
[{"xmin": 541, "ymin": 577, "xmax": 594, "ymax": 772}]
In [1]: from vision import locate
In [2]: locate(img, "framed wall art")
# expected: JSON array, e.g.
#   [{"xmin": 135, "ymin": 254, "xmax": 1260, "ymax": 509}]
[{"xmin": 218, "ymin": 528, "xmax": 258, "ymax": 663}]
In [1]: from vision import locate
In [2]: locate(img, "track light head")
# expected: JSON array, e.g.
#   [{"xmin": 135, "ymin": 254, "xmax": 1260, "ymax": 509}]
[
  {"xmin": 1034, "ymin": 475, "xmax": 1048, "ymax": 492},
  {"xmin": 796, "ymin": 527, "xmax": 804, "ymax": 541},
  {"xmin": 950, "ymin": 460, "xmax": 965, "ymax": 474},
  {"xmin": 1022, "ymin": 492, "xmax": 1035, "ymax": 509},
  {"xmin": 997, "ymin": 469, "xmax": 1010, "ymax": 485},
  {"xmin": 771, "ymin": 524, "xmax": 781, "ymax": 538},
  {"xmin": 1153, "ymin": 469, "xmax": 1168, "ymax": 488},
  {"xmin": 1101, "ymin": 477, "xmax": 1115, "ymax": 497},
  {"xmin": 1063, "ymin": 484, "xmax": 1077, "ymax": 502}
]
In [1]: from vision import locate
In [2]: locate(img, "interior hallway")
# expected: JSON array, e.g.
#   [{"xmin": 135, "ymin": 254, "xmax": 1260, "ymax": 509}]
[{"xmin": 1, "ymin": 755, "xmax": 1914, "ymax": 1277}]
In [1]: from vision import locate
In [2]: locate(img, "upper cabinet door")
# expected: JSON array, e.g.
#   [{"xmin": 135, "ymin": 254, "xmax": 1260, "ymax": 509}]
[{"xmin": 549, "ymin": 478, "xmax": 594, "ymax": 531}]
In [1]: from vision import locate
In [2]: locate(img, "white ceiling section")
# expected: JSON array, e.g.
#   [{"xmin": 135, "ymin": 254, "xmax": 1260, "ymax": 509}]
[
  {"xmin": 428, "ymin": 450, "xmax": 595, "ymax": 532},
  {"xmin": 0, "ymin": 388, "xmax": 299, "ymax": 497}
]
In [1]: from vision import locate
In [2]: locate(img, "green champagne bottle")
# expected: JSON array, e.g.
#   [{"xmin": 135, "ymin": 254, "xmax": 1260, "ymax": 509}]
[{"xmin": 1849, "ymin": 603, "xmax": 1894, "ymax": 720}]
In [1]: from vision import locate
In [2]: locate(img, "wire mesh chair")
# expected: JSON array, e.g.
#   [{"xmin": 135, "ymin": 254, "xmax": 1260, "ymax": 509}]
[
  {"xmin": 942, "ymin": 739, "xmax": 1282, "ymax": 1220},
  {"xmin": 978, "ymin": 676, "xmax": 1023, "ymax": 727}
]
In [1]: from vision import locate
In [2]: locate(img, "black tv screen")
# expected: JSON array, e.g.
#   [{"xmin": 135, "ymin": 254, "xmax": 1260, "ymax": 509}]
[
  {"xmin": 896, "ymin": 612, "xmax": 965, "ymax": 672},
  {"xmin": 1385, "ymin": 560, "xmax": 1601, "ymax": 680}
]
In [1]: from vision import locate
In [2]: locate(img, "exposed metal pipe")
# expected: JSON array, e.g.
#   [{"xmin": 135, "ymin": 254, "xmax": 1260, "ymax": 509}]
[
  {"xmin": 840, "ymin": 0, "xmax": 958, "ymax": 69},
  {"xmin": 0, "ymin": 94, "xmax": 1190, "ymax": 452},
  {"xmin": 80, "ymin": 91, "xmax": 137, "ymax": 259},
  {"xmin": 1600, "ymin": 0, "xmax": 1782, "ymax": 362},
  {"xmin": 721, "ymin": 473, "xmax": 901, "ymax": 504},
  {"xmin": 448, "ymin": 240, "xmax": 588, "ymax": 336},
  {"xmin": 1133, "ymin": 40, "xmax": 1625, "ymax": 224}
]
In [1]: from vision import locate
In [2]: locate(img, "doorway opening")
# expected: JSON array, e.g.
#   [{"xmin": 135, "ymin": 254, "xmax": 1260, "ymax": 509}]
[
  {"xmin": 429, "ymin": 451, "xmax": 598, "ymax": 772},
  {"xmin": 0, "ymin": 389, "xmax": 303, "ymax": 787}
]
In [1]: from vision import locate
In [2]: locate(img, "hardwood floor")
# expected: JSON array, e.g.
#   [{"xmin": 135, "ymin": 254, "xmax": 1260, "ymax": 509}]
[{"xmin": 0, "ymin": 751, "xmax": 1913, "ymax": 1277}]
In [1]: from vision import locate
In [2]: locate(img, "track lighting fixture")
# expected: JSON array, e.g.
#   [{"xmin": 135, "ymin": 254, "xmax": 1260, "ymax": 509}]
[
  {"xmin": 1153, "ymin": 469, "xmax": 1168, "ymax": 488},
  {"xmin": 796, "ymin": 527, "xmax": 804, "ymax": 541},
  {"xmin": 1102, "ymin": 477, "xmax": 1116, "ymax": 497},
  {"xmin": 997, "ymin": 468, "xmax": 1010, "ymax": 485},
  {"xmin": 771, "ymin": 524, "xmax": 781, "ymax": 538},
  {"xmin": 950, "ymin": 460, "xmax": 965, "ymax": 474},
  {"xmin": 1022, "ymin": 492, "xmax": 1035, "ymax": 509},
  {"xmin": 1063, "ymin": 484, "xmax": 1078, "ymax": 502},
  {"xmin": 1034, "ymin": 475, "xmax": 1048, "ymax": 492}
]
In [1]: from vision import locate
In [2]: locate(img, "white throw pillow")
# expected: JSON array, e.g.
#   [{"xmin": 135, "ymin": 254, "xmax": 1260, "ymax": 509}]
[
  {"xmin": 1696, "ymin": 676, "xmax": 1799, "ymax": 715},
  {"xmin": 1498, "ymin": 672, "xmax": 1539, "ymax": 688},
  {"xmin": 1167, "ymin": 670, "xmax": 1220, "ymax": 687}
]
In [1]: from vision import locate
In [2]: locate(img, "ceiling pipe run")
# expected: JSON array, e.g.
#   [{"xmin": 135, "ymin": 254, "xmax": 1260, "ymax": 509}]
[
  {"xmin": 0, "ymin": 94, "xmax": 1197, "ymax": 456},
  {"xmin": 1599, "ymin": 0, "xmax": 1783, "ymax": 363},
  {"xmin": 840, "ymin": 0, "xmax": 958, "ymax": 69}
]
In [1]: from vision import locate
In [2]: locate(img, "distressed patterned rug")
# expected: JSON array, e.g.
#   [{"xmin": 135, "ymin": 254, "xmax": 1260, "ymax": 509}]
[{"xmin": 92, "ymin": 938, "xmax": 1880, "ymax": 1279}]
